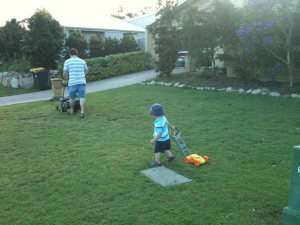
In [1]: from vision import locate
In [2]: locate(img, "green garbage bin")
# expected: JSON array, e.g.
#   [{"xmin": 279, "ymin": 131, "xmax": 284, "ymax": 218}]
[
  {"xmin": 32, "ymin": 69, "xmax": 50, "ymax": 90},
  {"xmin": 282, "ymin": 145, "xmax": 300, "ymax": 225}
]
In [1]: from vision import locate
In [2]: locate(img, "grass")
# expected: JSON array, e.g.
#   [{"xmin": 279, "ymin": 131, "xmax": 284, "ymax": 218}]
[
  {"xmin": 0, "ymin": 85, "xmax": 299, "ymax": 225},
  {"xmin": 0, "ymin": 85, "xmax": 39, "ymax": 97}
]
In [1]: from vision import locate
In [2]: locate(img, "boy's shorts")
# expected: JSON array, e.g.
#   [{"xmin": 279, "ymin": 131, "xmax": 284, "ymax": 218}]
[
  {"xmin": 68, "ymin": 84, "xmax": 86, "ymax": 99},
  {"xmin": 154, "ymin": 139, "xmax": 171, "ymax": 153}
]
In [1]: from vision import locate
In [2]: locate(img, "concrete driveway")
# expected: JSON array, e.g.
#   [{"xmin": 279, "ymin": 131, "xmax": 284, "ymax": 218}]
[{"xmin": 0, "ymin": 70, "xmax": 157, "ymax": 106}]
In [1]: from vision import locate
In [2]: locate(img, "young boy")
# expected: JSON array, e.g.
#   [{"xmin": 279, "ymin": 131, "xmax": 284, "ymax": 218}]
[{"xmin": 149, "ymin": 103, "xmax": 176, "ymax": 167}]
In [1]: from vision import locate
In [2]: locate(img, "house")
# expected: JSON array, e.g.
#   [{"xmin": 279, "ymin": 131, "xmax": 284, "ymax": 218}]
[
  {"xmin": 62, "ymin": 17, "xmax": 146, "ymax": 50},
  {"xmin": 141, "ymin": 0, "xmax": 227, "ymax": 73}
]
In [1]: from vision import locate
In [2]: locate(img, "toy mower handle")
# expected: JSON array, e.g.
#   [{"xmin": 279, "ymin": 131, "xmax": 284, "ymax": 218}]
[{"xmin": 170, "ymin": 127, "xmax": 180, "ymax": 138}]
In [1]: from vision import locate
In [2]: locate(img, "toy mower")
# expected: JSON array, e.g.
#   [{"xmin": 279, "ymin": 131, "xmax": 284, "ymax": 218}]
[{"xmin": 170, "ymin": 127, "xmax": 208, "ymax": 166}]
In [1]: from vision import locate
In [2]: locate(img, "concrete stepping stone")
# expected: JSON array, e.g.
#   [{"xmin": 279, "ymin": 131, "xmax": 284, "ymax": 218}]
[{"xmin": 141, "ymin": 166, "xmax": 192, "ymax": 187}]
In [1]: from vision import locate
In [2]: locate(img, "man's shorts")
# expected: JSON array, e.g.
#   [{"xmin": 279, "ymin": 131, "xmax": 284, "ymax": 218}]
[
  {"xmin": 68, "ymin": 84, "xmax": 86, "ymax": 99},
  {"xmin": 154, "ymin": 139, "xmax": 171, "ymax": 153}
]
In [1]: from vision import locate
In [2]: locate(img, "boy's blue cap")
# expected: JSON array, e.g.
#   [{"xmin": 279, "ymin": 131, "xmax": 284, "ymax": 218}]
[{"xmin": 150, "ymin": 103, "xmax": 164, "ymax": 117}]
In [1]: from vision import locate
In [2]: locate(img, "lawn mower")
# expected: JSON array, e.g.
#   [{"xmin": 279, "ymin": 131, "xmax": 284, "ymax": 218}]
[
  {"xmin": 56, "ymin": 82, "xmax": 80, "ymax": 113},
  {"xmin": 170, "ymin": 127, "xmax": 209, "ymax": 166}
]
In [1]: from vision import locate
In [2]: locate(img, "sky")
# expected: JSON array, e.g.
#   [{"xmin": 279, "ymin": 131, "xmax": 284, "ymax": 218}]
[{"xmin": 0, "ymin": 0, "xmax": 244, "ymax": 27}]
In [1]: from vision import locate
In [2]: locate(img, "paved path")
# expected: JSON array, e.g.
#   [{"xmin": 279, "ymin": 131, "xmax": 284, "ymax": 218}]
[{"xmin": 0, "ymin": 70, "xmax": 157, "ymax": 106}]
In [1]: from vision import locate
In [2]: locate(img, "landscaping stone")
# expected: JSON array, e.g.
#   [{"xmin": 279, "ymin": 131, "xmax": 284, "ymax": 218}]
[
  {"xmin": 204, "ymin": 87, "xmax": 211, "ymax": 90},
  {"xmin": 239, "ymin": 88, "xmax": 245, "ymax": 93},
  {"xmin": 217, "ymin": 88, "xmax": 226, "ymax": 91},
  {"xmin": 10, "ymin": 77, "xmax": 19, "ymax": 88},
  {"xmin": 149, "ymin": 80, "xmax": 155, "ymax": 85},
  {"xmin": 246, "ymin": 89, "xmax": 252, "ymax": 93},
  {"xmin": 164, "ymin": 82, "xmax": 173, "ymax": 87},
  {"xmin": 2, "ymin": 76, "xmax": 12, "ymax": 87},
  {"xmin": 178, "ymin": 84, "xmax": 186, "ymax": 88},
  {"xmin": 226, "ymin": 87, "xmax": 232, "ymax": 92},
  {"xmin": 291, "ymin": 94, "xmax": 299, "ymax": 98},
  {"xmin": 270, "ymin": 92, "xmax": 281, "ymax": 97},
  {"xmin": 197, "ymin": 87, "xmax": 204, "ymax": 90},
  {"xmin": 251, "ymin": 89, "xmax": 262, "ymax": 95},
  {"xmin": 211, "ymin": 87, "xmax": 216, "ymax": 91},
  {"xmin": 140, "ymin": 166, "xmax": 192, "ymax": 187},
  {"xmin": 19, "ymin": 77, "xmax": 34, "ymax": 88},
  {"xmin": 174, "ymin": 83, "xmax": 180, "ymax": 87}
]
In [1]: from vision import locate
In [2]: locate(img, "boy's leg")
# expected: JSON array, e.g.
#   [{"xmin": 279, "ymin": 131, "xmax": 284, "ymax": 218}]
[
  {"xmin": 165, "ymin": 150, "xmax": 174, "ymax": 158},
  {"xmin": 154, "ymin": 152, "xmax": 161, "ymax": 163}
]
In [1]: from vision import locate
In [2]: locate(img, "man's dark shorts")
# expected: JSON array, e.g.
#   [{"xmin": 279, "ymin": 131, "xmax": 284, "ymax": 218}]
[
  {"xmin": 68, "ymin": 84, "xmax": 86, "ymax": 98},
  {"xmin": 154, "ymin": 139, "xmax": 171, "ymax": 153}
]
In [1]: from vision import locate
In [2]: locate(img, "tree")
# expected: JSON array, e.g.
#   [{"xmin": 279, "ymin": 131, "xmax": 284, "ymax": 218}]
[
  {"xmin": 181, "ymin": 0, "xmax": 237, "ymax": 74},
  {"xmin": 65, "ymin": 30, "xmax": 88, "ymax": 58},
  {"xmin": 103, "ymin": 37, "xmax": 120, "ymax": 55},
  {"xmin": 88, "ymin": 34, "xmax": 104, "ymax": 58},
  {"xmin": 236, "ymin": 0, "xmax": 300, "ymax": 87},
  {"xmin": 120, "ymin": 33, "xmax": 140, "ymax": 53},
  {"xmin": 23, "ymin": 9, "xmax": 64, "ymax": 69},
  {"xmin": 149, "ymin": 0, "xmax": 180, "ymax": 76},
  {"xmin": 0, "ymin": 19, "xmax": 25, "ymax": 61}
]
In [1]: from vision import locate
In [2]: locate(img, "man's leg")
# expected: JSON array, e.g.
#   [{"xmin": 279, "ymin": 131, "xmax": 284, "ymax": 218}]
[
  {"xmin": 78, "ymin": 84, "xmax": 86, "ymax": 117},
  {"xmin": 68, "ymin": 85, "xmax": 76, "ymax": 114},
  {"xmin": 80, "ymin": 98, "xmax": 85, "ymax": 114},
  {"xmin": 69, "ymin": 98, "xmax": 75, "ymax": 114}
]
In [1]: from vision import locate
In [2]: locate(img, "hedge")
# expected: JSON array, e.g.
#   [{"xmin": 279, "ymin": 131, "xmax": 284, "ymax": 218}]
[{"xmin": 84, "ymin": 51, "xmax": 152, "ymax": 82}]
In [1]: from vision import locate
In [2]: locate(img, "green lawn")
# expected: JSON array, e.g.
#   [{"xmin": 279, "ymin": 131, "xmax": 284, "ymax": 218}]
[
  {"xmin": 0, "ymin": 85, "xmax": 299, "ymax": 225},
  {"xmin": 0, "ymin": 85, "xmax": 39, "ymax": 97}
]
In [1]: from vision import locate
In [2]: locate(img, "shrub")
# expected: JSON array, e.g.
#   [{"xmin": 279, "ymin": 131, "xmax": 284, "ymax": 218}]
[
  {"xmin": 58, "ymin": 52, "xmax": 152, "ymax": 81},
  {"xmin": 0, "ymin": 58, "xmax": 31, "ymax": 72},
  {"xmin": 85, "ymin": 51, "xmax": 152, "ymax": 82}
]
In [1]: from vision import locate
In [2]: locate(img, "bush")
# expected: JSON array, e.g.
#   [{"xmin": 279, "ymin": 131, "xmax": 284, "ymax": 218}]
[
  {"xmin": 85, "ymin": 51, "xmax": 152, "ymax": 82},
  {"xmin": 58, "ymin": 52, "xmax": 152, "ymax": 81},
  {"xmin": 0, "ymin": 58, "xmax": 31, "ymax": 72}
]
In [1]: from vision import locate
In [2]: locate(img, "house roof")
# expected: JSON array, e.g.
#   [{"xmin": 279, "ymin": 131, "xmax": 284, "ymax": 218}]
[
  {"xmin": 126, "ymin": 0, "xmax": 188, "ymax": 28},
  {"xmin": 62, "ymin": 16, "xmax": 145, "ymax": 33}
]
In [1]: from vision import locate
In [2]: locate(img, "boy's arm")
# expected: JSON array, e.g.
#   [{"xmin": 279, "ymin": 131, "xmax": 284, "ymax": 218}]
[
  {"xmin": 168, "ymin": 123, "xmax": 175, "ymax": 130},
  {"xmin": 151, "ymin": 133, "xmax": 162, "ymax": 144}
]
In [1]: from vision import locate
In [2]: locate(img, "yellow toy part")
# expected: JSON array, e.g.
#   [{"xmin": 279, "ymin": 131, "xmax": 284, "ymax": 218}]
[{"xmin": 185, "ymin": 154, "xmax": 209, "ymax": 166}]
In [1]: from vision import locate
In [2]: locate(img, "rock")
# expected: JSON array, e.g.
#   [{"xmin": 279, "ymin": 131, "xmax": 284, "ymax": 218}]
[
  {"xmin": 157, "ymin": 82, "xmax": 164, "ymax": 86},
  {"xmin": 197, "ymin": 87, "xmax": 204, "ymax": 90},
  {"xmin": 204, "ymin": 87, "xmax": 211, "ymax": 90},
  {"xmin": 174, "ymin": 83, "xmax": 180, "ymax": 87},
  {"xmin": 0, "ymin": 72, "xmax": 4, "ymax": 83},
  {"xmin": 246, "ymin": 89, "xmax": 252, "ymax": 93},
  {"xmin": 164, "ymin": 83, "xmax": 173, "ymax": 87},
  {"xmin": 270, "ymin": 92, "xmax": 281, "ymax": 97},
  {"xmin": 251, "ymin": 89, "xmax": 262, "ymax": 95},
  {"xmin": 10, "ymin": 77, "xmax": 19, "ymax": 88},
  {"xmin": 19, "ymin": 77, "xmax": 34, "ymax": 88},
  {"xmin": 231, "ymin": 89, "xmax": 239, "ymax": 93},
  {"xmin": 3, "ymin": 72, "xmax": 9, "ymax": 77},
  {"xmin": 217, "ymin": 88, "xmax": 226, "ymax": 92},
  {"xmin": 291, "ymin": 94, "xmax": 298, "ymax": 98},
  {"xmin": 211, "ymin": 87, "xmax": 216, "ymax": 91},
  {"xmin": 178, "ymin": 84, "xmax": 186, "ymax": 88},
  {"xmin": 226, "ymin": 87, "xmax": 232, "ymax": 92},
  {"xmin": 239, "ymin": 88, "xmax": 245, "ymax": 93},
  {"xmin": 149, "ymin": 80, "xmax": 156, "ymax": 85},
  {"xmin": 2, "ymin": 76, "xmax": 12, "ymax": 87}
]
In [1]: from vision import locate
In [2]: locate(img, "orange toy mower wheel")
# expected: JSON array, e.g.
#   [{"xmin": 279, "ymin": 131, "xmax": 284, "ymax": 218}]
[
  {"xmin": 185, "ymin": 157, "xmax": 191, "ymax": 164},
  {"xmin": 203, "ymin": 156, "xmax": 209, "ymax": 162},
  {"xmin": 193, "ymin": 160, "xmax": 201, "ymax": 166}
]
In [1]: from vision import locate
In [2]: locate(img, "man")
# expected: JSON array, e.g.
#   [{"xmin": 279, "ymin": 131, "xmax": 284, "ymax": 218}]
[{"xmin": 63, "ymin": 48, "xmax": 88, "ymax": 118}]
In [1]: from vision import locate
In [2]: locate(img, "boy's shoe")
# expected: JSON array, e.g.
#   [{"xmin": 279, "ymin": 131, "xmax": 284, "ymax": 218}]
[
  {"xmin": 80, "ymin": 113, "xmax": 85, "ymax": 118},
  {"xmin": 168, "ymin": 156, "xmax": 176, "ymax": 161},
  {"xmin": 150, "ymin": 161, "xmax": 161, "ymax": 167}
]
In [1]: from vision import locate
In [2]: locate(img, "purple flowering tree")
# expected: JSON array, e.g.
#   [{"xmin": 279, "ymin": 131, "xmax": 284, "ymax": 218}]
[{"xmin": 237, "ymin": 0, "xmax": 300, "ymax": 87}]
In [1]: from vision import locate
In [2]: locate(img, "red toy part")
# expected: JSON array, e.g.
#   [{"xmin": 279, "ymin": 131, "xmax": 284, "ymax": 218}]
[{"xmin": 184, "ymin": 154, "xmax": 209, "ymax": 166}]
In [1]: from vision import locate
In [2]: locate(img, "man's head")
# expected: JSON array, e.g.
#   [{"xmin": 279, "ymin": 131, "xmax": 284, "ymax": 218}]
[{"xmin": 69, "ymin": 48, "xmax": 78, "ymax": 56}]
